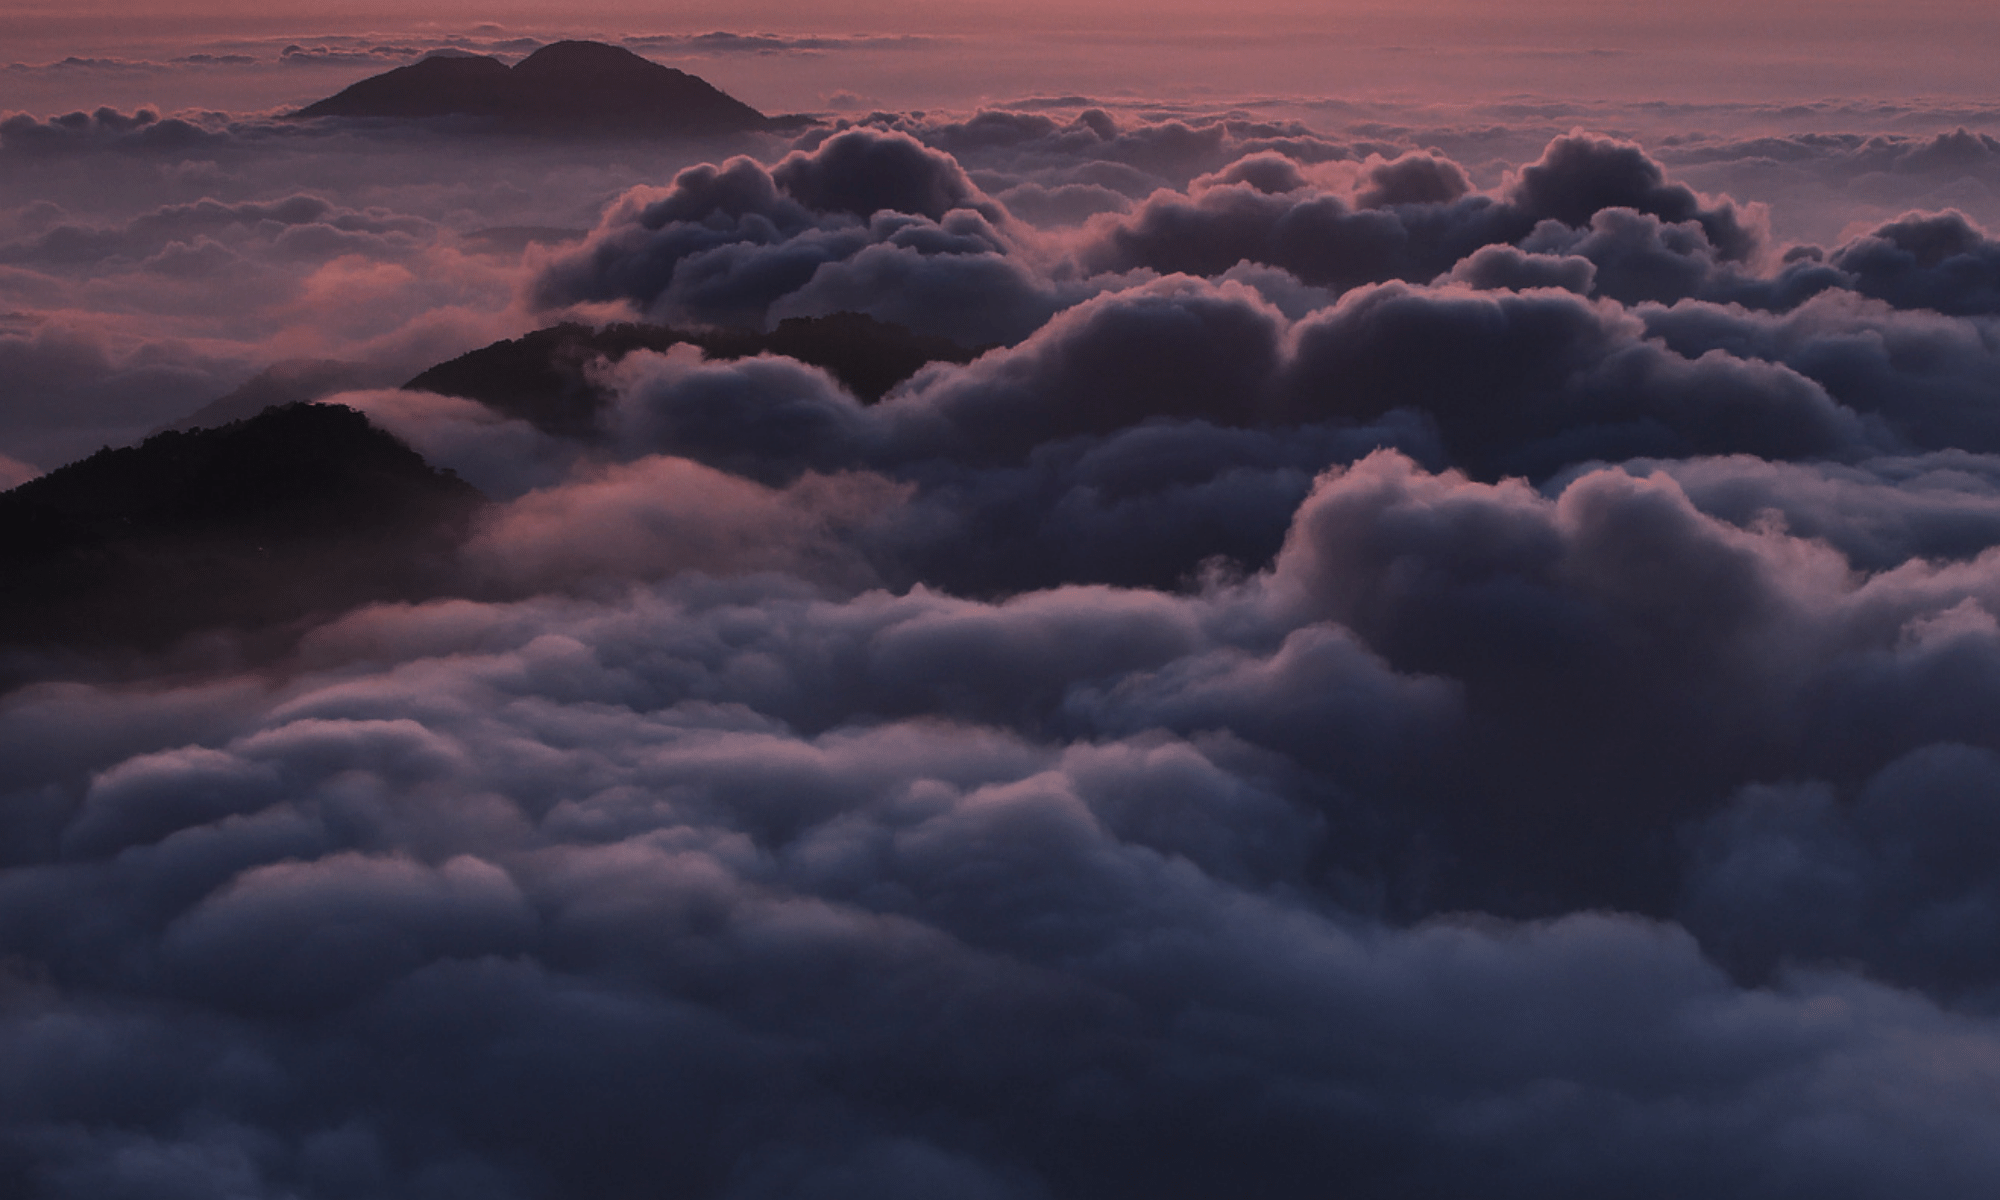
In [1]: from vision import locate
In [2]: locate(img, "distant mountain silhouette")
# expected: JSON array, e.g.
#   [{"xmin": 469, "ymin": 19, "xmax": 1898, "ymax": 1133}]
[
  {"xmin": 293, "ymin": 40, "xmax": 774, "ymax": 136},
  {"xmin": 159, "ymin": 359, "xmax": 371, "ymax": 434},
  {"xmin": 296, "ymin": 52, "xmax": 513, "ymax": 120},
  {"xmin": 0, "ymin": 315, "xmax": 984, "ymax": 678},
  {"xmin": 0, "ymin": 404, "xmax": 484, "ymax": 667},
  {"xmin": 406, "ymin": 313, "xmax": 992, "ymax": 436}
]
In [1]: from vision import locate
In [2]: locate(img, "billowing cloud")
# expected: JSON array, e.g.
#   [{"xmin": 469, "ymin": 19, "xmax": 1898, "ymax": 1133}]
[
  {"xmin": 0, "ymin": 107, "xmax": 230, "ymax": 157},
  {"xmin": 17, "ymin": 440, "xmax": 2000, "ymax": 1194},
  {"xmin": 532, "ymin": 128, "xmax": 1056, "ymax": 343},
  {"xmin": 12, "ymin": 86, "xmax": 2000, "ymax": 1200}
]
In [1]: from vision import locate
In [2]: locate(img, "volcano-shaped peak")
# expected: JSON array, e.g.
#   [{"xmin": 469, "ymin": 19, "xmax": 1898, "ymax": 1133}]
[
  {"xmin": 510, "ymin": 40, "xmax": 659, "ymax": 79},
  {"xmin": 292, "ymin": 40, "xmax": 770, "ymax": 136},
  {"xmin": 294, "ymin": 53, "xmax": 513, "ymax": 120},
  {"xmin": 503, "ymin": 40, "xmax": 769, "ymax": 133}
]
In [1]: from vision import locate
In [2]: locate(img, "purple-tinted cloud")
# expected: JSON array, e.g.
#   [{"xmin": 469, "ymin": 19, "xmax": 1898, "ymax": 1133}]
[{"xmin": 11, "ymin": 90, "xmax": 2000, "ymax": 1200}]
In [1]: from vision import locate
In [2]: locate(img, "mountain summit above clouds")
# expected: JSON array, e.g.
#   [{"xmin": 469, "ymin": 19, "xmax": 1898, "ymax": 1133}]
[
  {"xmin": 0, "ymin": 403, "xmax": 481, "ymax": 668},
  {"xmin": 293, "ymin": 40, "xmax": 773, "ymax": 135}
]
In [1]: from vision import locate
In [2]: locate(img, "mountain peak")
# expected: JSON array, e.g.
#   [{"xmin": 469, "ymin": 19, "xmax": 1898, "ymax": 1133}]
[
  {"xmin": 292, "ymin": 40, "xmax": 771, "ymax": 136},
  {"xmin": 511, "ymin": 40, "xmax": 656, "ymax": 75}
]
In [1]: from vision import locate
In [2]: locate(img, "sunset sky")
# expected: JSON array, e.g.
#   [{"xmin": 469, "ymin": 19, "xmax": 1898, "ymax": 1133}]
[
  {"xmin": 6, "ymin": 3, "xmax": 2000, "ymax": 1198},
  {"xmin": 7, "ymin": 0, "xmax": 1998, "ymax": 113}
]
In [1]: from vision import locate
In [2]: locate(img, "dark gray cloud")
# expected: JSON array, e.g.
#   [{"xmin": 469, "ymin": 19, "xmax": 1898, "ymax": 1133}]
[
  {"xmin": 1828, "ymin": 210, "xmax": 2000, "ymax": 316},
  {"xmin": 1506, "ymin": 132, "xmax": 1760, "ymax": 260},
  {"xmin": 0, "ymin": 108, "xmax": 231, "ymax": 157},
  {"xmin": 990, "ymin": 178, "xmax": 1133, "ymax": 225},
  {"xmin": 523, "ymin": 128, "xmax": 2000, "ymax": 495},
  {"xmin": 1075, "ymin": 133, "xmax": 1763, "ymax": 305},
  {"xmin": 13, "ymin": 104, "xmax": 2000, "ymax": 1200},
  {"xmin": 1685, "ymin": 742, "xmax": 2000, "ymax": 994},
  {"xmin": 533, "ymin": 129, "xmax": 1061, "ymax": 343},
  {"xmin": 1282, "ymin": 282, "xmax": 1874, "ymax": 476},
  {"xmin": 771, "ymin": 129, "xmax": 1002, "ymax": 224},
  {"xmin": 840, "ymin": 107, "xmax": 1367, "ymax": 202},
  {"xmin": 1640, "ymin": 291, "xmax": 2000, "ymax": 452},
  {"xmin": 1437, "ymin": 242, "xmax": 1597, "ymax": 292},
  {"xmin": 1585, "ymin": 452, "xmax": 2000, "ymax": 573},
  {"xmin": 0, "ymin": 194, "xmax": 433, "ymax": 269},
  {"xmin": 12, "ymin": 497, "xmax": 2000, "ymax": 1196},
  {"xmin": 543, "ymin": 269, "xmax": 1879, "ymax": 499}
]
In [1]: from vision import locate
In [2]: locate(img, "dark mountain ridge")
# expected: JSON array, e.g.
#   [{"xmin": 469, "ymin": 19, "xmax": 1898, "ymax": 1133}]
[
  {"xmin": 0, "ymin": 403, "xmax": 483, "ymax": 664},
  {"xmin": 0, "ymin": 313, "xmax": 981, "ymax": 681},
  {"xmin": 292, "ymin": 40, "xmax": 774, "ymax": 136}
]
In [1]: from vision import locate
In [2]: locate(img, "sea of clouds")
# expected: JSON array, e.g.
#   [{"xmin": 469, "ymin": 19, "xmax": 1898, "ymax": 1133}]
[{"xmin": 8, "ymin": 70, "xmax": 2000, "ymax": 1198}]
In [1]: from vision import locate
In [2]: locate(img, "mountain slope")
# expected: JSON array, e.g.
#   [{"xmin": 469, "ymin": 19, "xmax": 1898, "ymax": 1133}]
[
  {"xmin": 0, "ymin": 403, "xmax": 484, "ymax": 661},
  {"xmin": 292, "ymin": 53, "xmax": 513, "ymax": 120}
]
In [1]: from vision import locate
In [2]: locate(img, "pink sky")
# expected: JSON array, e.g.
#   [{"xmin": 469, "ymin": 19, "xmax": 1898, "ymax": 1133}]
[{"xmin": 5, "ymin": 0, "xmax": 1997, "ymax": 117}]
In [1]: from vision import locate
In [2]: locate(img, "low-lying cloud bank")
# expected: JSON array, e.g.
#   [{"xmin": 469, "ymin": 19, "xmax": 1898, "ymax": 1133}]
[{"xmin": 12, "ymin": 110, "xmax": 2000, "ymax": 1198}]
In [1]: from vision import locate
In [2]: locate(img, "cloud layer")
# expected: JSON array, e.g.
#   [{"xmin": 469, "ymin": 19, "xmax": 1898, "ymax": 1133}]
[{"xmin": 10, "ymin": 88, "xmax": 2000, "ymax": 1198}]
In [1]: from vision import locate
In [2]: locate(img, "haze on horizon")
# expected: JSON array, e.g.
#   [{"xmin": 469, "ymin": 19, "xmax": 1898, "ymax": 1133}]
[{"xmin": 5, "ymin": 0, "xmax": 1998, "ymax": 117}]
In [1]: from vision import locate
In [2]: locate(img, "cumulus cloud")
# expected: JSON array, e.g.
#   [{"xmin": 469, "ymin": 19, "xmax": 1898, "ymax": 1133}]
[
  {"xmin": 17, "ymin": 455, "xmax": 2000, "ymax": 1193},
  {"xmin": 0, "ymin": 107, "xmax": 230, "ymax": 157},
  {"xmin": 1828, "ymin": 210, "xmax": 2000, "ymax": 315},
  {"xmin": 0, "ymin": 194, "xmax": 432, "ymax": 268},
  {"xmin": 14, "ymin": 95, "xmax": 2000, "ymax": 1200},
  {"xmin": 532, "ymin": 129, "xmax": 1059, "ymax": 343},
  {"xmin": 1685, "ymin": 743, "xmax": 2000, "ymax": 994},
  {"xmin": 526, "ymin": 118, "xmax": 2000, "ymax": 390}
]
